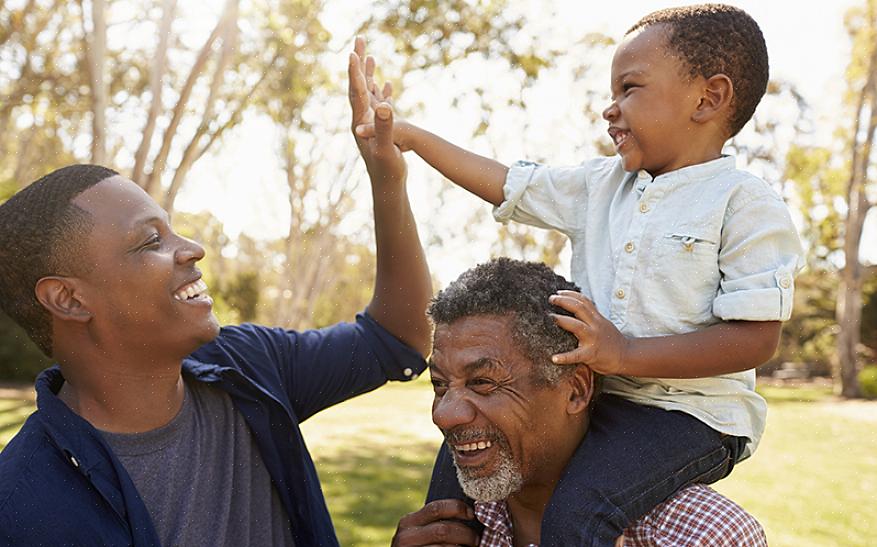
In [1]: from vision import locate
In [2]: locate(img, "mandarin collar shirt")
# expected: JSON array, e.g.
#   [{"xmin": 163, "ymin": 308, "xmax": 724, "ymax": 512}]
[{"xmin": 0, "ymin": 312, "xmax": 426, "ymax": 546}]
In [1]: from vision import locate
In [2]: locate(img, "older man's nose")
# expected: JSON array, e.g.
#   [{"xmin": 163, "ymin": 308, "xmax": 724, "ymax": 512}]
[{"xmin": 432, "ymin": 390, "xmax": 476, "ymax": 430}]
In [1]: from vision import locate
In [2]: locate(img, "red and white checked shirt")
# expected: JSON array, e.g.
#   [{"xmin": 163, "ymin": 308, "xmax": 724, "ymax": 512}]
[{"xmin": 474, "ymin": 483, "xmax": 767, "ymax": 547}]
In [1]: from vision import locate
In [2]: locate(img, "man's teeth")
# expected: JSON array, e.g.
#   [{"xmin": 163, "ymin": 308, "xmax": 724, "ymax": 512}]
[
  {"xmin": 174, "ymin": 279, "xmax": 208, "ymax": 301},
  {"xmin": 456, "ymin": 440, "xmax": 493, "ymax": 452}
]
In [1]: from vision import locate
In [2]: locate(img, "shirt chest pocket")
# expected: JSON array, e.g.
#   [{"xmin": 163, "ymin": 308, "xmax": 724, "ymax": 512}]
[{"xmin": 644, "ymin": 231, "xmax": 722, "ymax": 324}]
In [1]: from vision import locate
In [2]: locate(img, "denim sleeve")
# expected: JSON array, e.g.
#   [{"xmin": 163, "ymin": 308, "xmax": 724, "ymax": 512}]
[
  {"xmin": 285, "ymin": 312, "xmax": 427, "ymax": 421},
  {"xmin": 492, "ymin": 160, "xmax": 592, "ymax": 235},
  {"xmin": 713, "ymin": 189, "xmax": 805, "ymax": 321},
  {"xmin": 215, "ymin": 312, "xmax": 426, "ymax": 422}
]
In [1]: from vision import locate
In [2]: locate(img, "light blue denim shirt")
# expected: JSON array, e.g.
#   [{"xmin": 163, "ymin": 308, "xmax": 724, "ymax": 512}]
[{"xmin": 495, "ymin": 155, "xmax": 804, "ymax": 457}]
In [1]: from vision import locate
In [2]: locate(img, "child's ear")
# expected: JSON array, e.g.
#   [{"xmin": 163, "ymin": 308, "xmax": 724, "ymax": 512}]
[
  {"xmin": 692, "ymin": 74, "xmax": 734, "ymax": 125},
  {"xmin": 34, "ymin": 277, "xmax": 93, "ymax": 323},
  {"xmin": 566, "ymin": 365, "xmax": 596, "ymax": 416}
]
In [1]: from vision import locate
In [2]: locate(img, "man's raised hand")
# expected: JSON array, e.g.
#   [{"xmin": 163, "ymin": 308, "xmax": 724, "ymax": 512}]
[{"xmin": 349, "ymin": 37, "xmax": 406, "ymax": 185}]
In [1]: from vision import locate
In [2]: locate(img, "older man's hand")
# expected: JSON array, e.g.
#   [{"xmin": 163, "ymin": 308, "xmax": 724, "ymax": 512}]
[{"xmin": 392, "ymin": 499, "xmax": 480, "ymax": 547}]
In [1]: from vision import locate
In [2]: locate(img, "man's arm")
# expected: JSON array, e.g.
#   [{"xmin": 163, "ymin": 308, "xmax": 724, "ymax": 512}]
[
  {"xmin": 352, "ymin": 39, "xmax": 508, "ymax": 206},
  {"xmin": 549, "ymin": 291, "xmax": 781, "ymax": 377},
  {"xmin": 349, "ymin": 39, "xmax": 432, "ymax": 356}
]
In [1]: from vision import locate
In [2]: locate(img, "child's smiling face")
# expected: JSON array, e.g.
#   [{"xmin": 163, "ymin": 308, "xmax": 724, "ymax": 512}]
[{"xmin": 603, "ymin": 24, "xmax": 712, "ymax": 178}]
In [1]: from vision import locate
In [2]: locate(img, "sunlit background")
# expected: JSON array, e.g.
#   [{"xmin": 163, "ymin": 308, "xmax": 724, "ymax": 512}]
[{"xmin": 2, "ymin": 1, "xmax": 876, "ymax": 545}]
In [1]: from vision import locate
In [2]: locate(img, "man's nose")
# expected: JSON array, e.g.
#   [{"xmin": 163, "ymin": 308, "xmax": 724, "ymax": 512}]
[
  {"xmin": 175, "ymin": 235, "xmax": 206, "ymax": 264},
  {"xmin": 432, "ymin": 389, "xmax": 477, "ymax": 431}
]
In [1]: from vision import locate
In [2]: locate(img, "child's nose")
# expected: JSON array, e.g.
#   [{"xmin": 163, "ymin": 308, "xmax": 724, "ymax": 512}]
[{"xmin": 602, "ymin": 102, "xmax": 619, "ymax": 122}]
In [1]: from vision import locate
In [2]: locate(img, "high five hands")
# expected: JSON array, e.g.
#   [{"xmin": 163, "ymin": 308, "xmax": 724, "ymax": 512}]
[{"xmin": 349, "ymin": 37, "xmax": 407, "ymax": 184}]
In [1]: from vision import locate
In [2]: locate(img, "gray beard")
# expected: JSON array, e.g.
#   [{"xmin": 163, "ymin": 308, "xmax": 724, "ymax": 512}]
[{"xmin": 452, "ymin": 440, "xmax": 524, "ymax": 502}]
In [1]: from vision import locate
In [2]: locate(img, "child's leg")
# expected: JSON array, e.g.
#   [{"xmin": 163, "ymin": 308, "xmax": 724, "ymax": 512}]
[{"xmin": 542, "ymin": 393, "xmax": 745, "ymax": 547}]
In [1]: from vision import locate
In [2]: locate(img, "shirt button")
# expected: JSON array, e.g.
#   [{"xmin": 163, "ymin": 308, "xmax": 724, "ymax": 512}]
[
  {"xmin": 639, "ymin": 202, "xmax": 649, "ymax": 213},
  {"xmin": 624, "ymin": 242, "xmax": 635, "ymax": 253},
  {"xmin": 403, "ymin": 367, "xmax": 413, "ymax": 377},
  {"xmin": 615, "ymin": 289, "xmax": 625, "ymax": 299},
  {"xmin": 69, "ymin": 456, "xmax": 79, "ymax": 468},
  {"xmin": 779, "ymin": 277, "xmax": 791, "ymax": 289}
]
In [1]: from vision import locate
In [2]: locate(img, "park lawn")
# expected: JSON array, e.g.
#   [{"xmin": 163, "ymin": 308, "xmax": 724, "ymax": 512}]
[{"xmin": 1, "ymin": 380, "xmax": 874, "ymax": 546}]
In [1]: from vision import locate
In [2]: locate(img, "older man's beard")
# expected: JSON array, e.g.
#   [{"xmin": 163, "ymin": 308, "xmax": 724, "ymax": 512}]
[{"xmin": 445, "ymin": 428, "xmax": 524, "ymax": 502}]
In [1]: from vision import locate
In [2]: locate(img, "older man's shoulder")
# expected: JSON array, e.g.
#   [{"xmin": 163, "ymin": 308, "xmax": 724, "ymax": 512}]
[{"xmin": 624, "ymin": 484, "xmax": 767, "ymax": 547}]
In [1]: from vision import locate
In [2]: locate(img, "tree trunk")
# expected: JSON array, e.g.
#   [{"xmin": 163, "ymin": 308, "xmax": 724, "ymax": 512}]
[
  {"xmin": 141, "ymin": 2, "xmax": 230, "ymax": 197},
  {"xmin": 132, "ymin": 0, "xmax": 176, "ymax": 187},
  {"xmin": 836, "ymin": 21, "xmax": 877, "ymax": 398},
  {"xmin": 86, "ymin": 0, "xmax": 107, "ymax": 165}
]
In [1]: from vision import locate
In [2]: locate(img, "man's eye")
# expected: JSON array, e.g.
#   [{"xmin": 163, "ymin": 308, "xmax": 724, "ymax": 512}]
[
  {"xmin": 468, "ymin": 378, "xmax": 498, "ymax": 394},
  {"xmin": 141, "ymin": 234, "xmax": 161, "ymax": 249},
  {"xmin": 431, "ymin": 379, "xmax": 448, "ymax": 394}
]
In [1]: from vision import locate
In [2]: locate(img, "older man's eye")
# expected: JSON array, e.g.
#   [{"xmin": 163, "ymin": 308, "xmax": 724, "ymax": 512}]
[
  {"xmin": 430, "ymin": 379, "xmax": 448, "ymax": 395},
  {"xmin": 468, "ymin": 378, "xmax": 498, "ymax": 394}
]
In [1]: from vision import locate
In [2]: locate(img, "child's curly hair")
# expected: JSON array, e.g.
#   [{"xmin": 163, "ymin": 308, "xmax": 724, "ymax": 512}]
[{"xmin": 628, "ymin": 3, "xmax": 769, "ymax": 137}]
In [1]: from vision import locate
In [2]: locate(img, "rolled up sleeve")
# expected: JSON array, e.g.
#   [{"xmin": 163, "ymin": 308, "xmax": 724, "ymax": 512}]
[
  {"xmin": 493, "ymin": 160, "xmax": 590, "ymax": 234},
  {"xmin": 713, "ymin": 190, "xmax": 804, "ymax": 321}
]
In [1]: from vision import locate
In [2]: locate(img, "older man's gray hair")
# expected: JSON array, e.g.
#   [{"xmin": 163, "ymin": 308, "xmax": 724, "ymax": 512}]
[{"xmin": 428, "ymin": 257, "xmax": 581, "ymax": 385}]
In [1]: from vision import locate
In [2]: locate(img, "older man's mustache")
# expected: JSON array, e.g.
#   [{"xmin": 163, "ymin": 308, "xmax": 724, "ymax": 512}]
[{"xmin": 444, "ymin": 426, "xmax": 508, "ymax": 450}]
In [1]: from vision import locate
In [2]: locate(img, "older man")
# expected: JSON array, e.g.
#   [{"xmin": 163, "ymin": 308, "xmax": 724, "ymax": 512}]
[
  {"xmin": 393, "ymin": 258, "xmax": 766, "ymax": 546},
  {"xmin": 0, "ymin": 40, "xmax": 426, "ymax": 546}
]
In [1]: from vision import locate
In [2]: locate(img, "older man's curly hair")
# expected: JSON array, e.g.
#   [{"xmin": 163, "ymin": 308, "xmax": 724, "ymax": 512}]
[
  {"xmin": 627, "ymin": 3, "xmax": 769, "ymax": 137},
  {"xmin": 0, "ymin": 164, "xmax": 118, "ymax": 356},
  {"xmin": 428, "ymin": 257, "xmax": 581, "ymax": 385}
]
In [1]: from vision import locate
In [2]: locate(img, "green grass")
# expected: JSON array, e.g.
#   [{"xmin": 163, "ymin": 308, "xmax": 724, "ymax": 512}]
[{"xmin": 2, "ymin": 380, "xmax": 874, "ymax": 546}]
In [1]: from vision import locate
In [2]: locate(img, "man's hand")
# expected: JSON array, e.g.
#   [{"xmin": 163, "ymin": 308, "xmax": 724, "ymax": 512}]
[
  {"xmin": 349, "ymin": 37, "xmax": 417, "ymax": 151},
  {"xmin": 392, "ymin": 500, "xmax": 480, "ymax": 547},
  {"xmin": 549, "ymin": 290, "xmax": 629, "ymax": 375},
  {"xmin": 349, "ymin": 37, "xmax": 406, "ymax": 185}
]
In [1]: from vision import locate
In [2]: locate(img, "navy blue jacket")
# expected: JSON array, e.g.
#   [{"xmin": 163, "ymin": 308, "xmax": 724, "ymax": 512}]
[{"xmin": 0, "ymin": 313, "xmax": 426, "ymax": 546}]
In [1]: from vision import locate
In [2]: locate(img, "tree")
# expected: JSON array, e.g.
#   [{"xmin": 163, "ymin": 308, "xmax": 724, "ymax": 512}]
[{"xmin": 835, "ymin": 0, "xmax": 877, "ymax": 397}]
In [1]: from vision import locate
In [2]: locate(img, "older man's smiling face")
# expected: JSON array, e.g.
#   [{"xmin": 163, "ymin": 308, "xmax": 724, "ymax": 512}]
[{"xmin": 429, "ymin": 314, "xmax": 573, "ymax": 501}]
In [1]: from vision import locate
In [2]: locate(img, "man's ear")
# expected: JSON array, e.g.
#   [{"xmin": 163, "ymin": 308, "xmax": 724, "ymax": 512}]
[
  {"xmin": 566, "ymin": 365, "xmax": 596, "ymax": 416},
  {"xmin": 692, "ymin": 74, "xmax": 734, "ymax": 125},
  {"xmin": 34, "ymin": 277, "xmax": 92, "ymax": 323}
]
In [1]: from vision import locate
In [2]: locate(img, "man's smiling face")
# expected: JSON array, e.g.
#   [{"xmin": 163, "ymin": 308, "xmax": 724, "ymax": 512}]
[
  {"xmin": 70, "ymin": 175, "xmax": 220, "ymax": 358},
  {"xmin": 429, "ymin": 314, "xmax": 573, "ymax": 501}
]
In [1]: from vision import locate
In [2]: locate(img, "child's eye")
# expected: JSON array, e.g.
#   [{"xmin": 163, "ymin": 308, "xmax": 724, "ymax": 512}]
[{"xmin": 622, "ymin": 83, "xmax": 639, "ymax": 93}]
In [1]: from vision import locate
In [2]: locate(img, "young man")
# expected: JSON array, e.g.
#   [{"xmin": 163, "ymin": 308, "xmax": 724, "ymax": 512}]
[{"xmin": 0, "ymin": 46, "xmax": 427, "ymax": 546}]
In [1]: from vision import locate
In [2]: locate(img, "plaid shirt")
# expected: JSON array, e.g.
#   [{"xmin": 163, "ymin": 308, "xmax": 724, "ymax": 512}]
[{"xmin": 474, "ymin": 484, "xmax": 767, "ymax": 547}]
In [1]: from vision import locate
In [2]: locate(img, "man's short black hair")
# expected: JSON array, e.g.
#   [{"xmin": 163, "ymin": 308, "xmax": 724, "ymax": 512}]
[
  {"xmin": 0, "ymin": 164, "xmax": 119, "ymax": 356},
  {"xmin": 627, "ymin": 3, "xmax": 769, "ymax": 137},
  {"xmin": 428, "ymin": 257, "xmax": 580, "ymax": 385}
]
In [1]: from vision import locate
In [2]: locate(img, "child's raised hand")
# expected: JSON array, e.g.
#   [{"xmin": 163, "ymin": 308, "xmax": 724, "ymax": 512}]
[
  {"xmin": 350, "ymin": 38, "xmax": 414, "ymax": 151},
  {"xmin": 549, "ymin": 290, "xmax": 629, "ymax": 376}
]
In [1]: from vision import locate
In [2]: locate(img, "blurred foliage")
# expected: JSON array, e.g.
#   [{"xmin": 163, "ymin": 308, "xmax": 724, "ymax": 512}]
[
  {"xmin": 859, "ymin": 366, "xmax": 877, "ymax": 398},
  {"xmin": 0, "ymin": 311, "xmax": 51, "ymax": 382}
]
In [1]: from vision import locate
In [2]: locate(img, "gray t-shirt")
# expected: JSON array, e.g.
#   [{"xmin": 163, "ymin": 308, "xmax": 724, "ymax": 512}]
[{"xmin": 101, "ymin": 380, "xmax": 295, "ymax": 546}]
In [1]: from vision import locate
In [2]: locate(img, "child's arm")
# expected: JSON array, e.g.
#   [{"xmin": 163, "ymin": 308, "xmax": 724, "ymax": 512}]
[
  {"xmin": 548, "ymin": 290, "xmax": 781, "ymax": 378},
  {"xmin": 352, "ymin": 39, "xmax": 507, "ymax": 206}
]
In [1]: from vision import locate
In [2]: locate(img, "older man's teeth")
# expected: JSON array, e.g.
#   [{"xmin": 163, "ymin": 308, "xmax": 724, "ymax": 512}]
[
  {"xmin": 174, "ymin": 279, "xmax": 209, "ymax": 301},
  {"xmin": 456, "ymin": 440, "xmax": 493, "ymax": 452}
]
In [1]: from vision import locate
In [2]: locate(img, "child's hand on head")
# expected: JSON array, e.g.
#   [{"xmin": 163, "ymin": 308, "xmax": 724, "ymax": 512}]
[{"xmin": 549, "ymin": 290, "xmax": 629, "ymax": 376}]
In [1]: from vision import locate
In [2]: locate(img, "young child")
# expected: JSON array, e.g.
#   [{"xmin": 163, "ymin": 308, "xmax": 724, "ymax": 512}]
[{"xmin": 356, "ymin": 4, "xmax": 803, "ymax": 545}]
